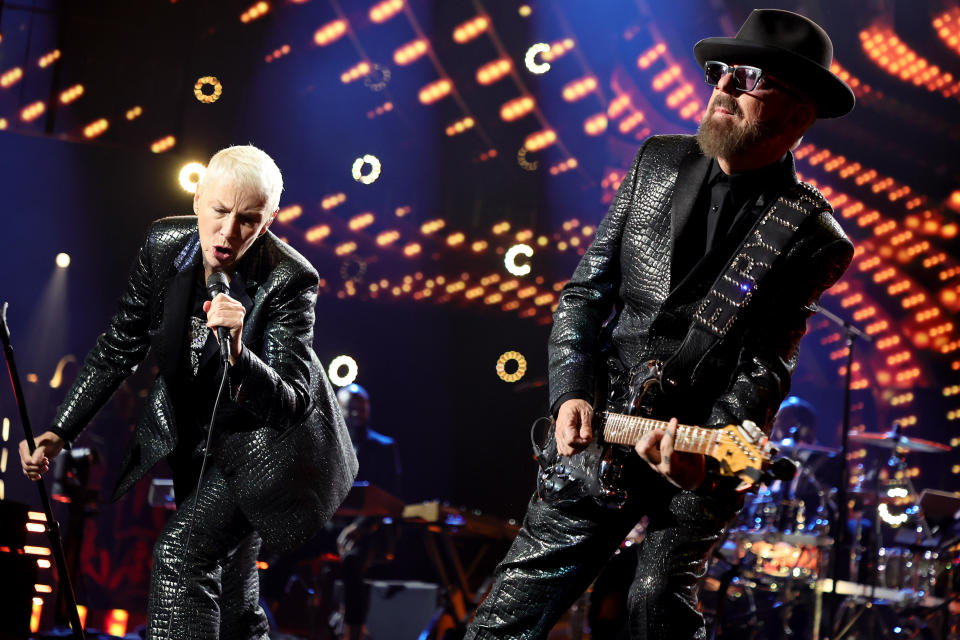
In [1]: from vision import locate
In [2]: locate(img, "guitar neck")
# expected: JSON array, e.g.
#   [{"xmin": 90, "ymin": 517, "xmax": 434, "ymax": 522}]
[{"xmin": 600, "ymin": 412, "xmax": 717, "ymax": 455}]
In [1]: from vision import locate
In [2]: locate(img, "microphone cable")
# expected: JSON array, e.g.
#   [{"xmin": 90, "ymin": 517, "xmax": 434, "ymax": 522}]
[{"xmin": 163, "ymin": 346, "xmax": 231, "ymax": 638}]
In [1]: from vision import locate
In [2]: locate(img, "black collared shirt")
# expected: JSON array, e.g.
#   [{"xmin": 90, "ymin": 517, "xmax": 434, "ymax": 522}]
[{"xmin": 672, "ymin": 153, "xmax": 795, "ymax": 287}]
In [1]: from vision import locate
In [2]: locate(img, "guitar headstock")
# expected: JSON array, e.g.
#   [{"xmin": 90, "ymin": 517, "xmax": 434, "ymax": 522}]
[{"xmin": 708, "ymin": 421, "xmax": 773, "ymax": 489}]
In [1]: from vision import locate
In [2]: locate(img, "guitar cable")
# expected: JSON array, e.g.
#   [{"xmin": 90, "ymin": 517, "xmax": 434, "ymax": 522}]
[{"xmin": 529, "ymin": 415, "xmax": 554, "ymax": 470}]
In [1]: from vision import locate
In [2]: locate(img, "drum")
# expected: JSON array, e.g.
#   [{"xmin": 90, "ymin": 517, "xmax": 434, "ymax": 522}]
[
  {"xmin": 877, "ymin": 546, "xmax": 947, "ymax": 596},
  {"xmin": 721, "ymin": 478, "xmax": 832, "ymax": 582}
]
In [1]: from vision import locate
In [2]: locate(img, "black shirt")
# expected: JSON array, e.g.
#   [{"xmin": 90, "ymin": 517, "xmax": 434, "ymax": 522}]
[{"xmin": 671, "ymin": 153, "xmax": 795, "ymax": 287}]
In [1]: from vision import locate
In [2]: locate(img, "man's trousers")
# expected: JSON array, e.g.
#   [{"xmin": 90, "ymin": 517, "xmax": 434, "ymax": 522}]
[{"xmin": 465, "ymin": 465, "xmax": 740, "ymax": 640}]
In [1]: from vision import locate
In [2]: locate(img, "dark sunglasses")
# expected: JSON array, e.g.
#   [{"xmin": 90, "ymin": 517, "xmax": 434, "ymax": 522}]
[
  {"xmin": 703, "ymin": 60, "xmax": 766, "ymax": 92},
  {"xmin": 704, "ymin": 60, "xmax": 803, "ymax": 99}
]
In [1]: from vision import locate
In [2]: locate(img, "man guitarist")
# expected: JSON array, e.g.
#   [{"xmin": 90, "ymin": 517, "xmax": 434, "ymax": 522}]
[{"xmin": 466, "ymin": 10, "xmax": 854, "ymax": 639}]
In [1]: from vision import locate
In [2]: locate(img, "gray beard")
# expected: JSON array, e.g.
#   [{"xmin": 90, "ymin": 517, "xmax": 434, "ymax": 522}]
[{"xmin": 696, "ymin": 102, "xmax": 776, "ymax": 159}]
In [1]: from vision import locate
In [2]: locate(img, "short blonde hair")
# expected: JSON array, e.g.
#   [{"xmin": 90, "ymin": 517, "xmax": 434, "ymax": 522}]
[{"xmin": 200, "ymin": 144, "xmax": 283, "ymax": 213}]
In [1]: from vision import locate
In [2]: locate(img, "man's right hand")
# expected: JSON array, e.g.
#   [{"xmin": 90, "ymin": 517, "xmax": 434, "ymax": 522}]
[
  {"xmin": 19, "ymin": 431, "xmax": 65, "ymax": 481},
  {"xmin": 555, "ymin": 398, "xmax": 594, "ymax": 456}
]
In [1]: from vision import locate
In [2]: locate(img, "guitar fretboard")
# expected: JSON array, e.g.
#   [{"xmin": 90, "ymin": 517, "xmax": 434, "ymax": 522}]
[{"xmin": 600, "ymin": 412, "xmax": 718, "ymax": 455}]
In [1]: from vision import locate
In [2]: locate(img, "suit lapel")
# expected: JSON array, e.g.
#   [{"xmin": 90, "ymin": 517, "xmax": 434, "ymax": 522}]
[
  {"xmin": 667, "ymin": 152, "xmax": 712, "ymax": 296},
  {"xmin": 157, "ymin": 235, "xmax": 201, "ymax": 379}
]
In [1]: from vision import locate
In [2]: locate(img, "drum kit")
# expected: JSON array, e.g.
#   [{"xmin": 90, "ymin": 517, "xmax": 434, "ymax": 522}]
[{"xmin": 706, "ymin": 416, "xmax": 959, "ymax": 640}]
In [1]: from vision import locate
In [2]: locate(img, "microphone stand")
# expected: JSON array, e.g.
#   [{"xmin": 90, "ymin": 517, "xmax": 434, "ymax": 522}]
[
  {"xmin": 809, "ymin": 303, "xmax": 871, "ymax": 640},
  {"xmin": 0, "ymin": 302, "xmax": 86, "ymax": 640}
]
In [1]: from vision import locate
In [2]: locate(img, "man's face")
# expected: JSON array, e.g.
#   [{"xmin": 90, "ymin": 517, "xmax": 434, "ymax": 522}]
[
  {"xmin": 697, "ymin": 65, "xmax": 806, "ymax": 161},
  {"xmin": 193, "ymin": 175, "xmax": 275, "ymax": 277}
]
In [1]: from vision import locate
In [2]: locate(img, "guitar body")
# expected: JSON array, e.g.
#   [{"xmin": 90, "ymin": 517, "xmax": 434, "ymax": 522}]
[
  {"xmin": 535, "ymin": 361, "xmax": 776, "ymax": 509},
  {"xmin": 536, "ymin": 361, "xmax": 665, "ymax": 509}
]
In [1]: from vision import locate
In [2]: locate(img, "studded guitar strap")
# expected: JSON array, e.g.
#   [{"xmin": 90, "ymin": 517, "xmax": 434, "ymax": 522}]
[{"xmin": 661, "ymin": 180, "xmax": 830, "ymax": 388}]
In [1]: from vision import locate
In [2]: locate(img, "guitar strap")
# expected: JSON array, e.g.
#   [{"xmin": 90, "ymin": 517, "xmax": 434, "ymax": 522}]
[{"xmin": 660, "ymin": 180, "xmax": 830, "ymax": 389}]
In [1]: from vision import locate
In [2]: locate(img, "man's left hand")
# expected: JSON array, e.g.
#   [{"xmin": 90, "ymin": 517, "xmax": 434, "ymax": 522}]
[
  {"xmin": 635, "ymin": 418, "xmax": 706, "ymax": 491},
  {"xmin": 204, "ymin": 293, "xmax": 245, "ymax": 366}
]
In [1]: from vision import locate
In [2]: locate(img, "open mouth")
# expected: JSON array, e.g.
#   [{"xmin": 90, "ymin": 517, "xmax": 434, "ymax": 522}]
[{"xmin": 213, "ymin": 245, "xmax": 234, "ymax": 261}]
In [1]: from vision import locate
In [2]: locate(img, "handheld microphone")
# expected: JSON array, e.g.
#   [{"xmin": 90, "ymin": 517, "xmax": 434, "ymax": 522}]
[{"xmin": 205, "ymin": 272, "xmax": 231, "ymax": 363}]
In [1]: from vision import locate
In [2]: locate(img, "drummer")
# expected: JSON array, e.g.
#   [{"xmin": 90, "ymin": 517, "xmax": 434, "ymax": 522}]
[{"xmin": 771, "ymin": 396, "xmax": 818, "ymax": 446}]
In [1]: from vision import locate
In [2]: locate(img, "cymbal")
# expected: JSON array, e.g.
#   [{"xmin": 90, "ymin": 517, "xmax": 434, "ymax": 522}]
[
  {"xmin": 775, "ymin": 438, "xmax": 840, "ymax": 455},
  {"xmin": 848, "ymin": 430, "xmax": 951, "ymax": 453}
]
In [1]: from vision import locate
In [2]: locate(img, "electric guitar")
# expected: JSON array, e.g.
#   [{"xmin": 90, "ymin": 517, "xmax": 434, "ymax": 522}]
[{"xmin": 535, "ymin": 361, "xmax": 785, "ymax": 508}]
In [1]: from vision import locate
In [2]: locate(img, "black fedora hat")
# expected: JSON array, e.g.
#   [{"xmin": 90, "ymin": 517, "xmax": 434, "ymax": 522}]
[{"xmin": 693, "ymin": 9, "xmax": 854, "ymax": 118}]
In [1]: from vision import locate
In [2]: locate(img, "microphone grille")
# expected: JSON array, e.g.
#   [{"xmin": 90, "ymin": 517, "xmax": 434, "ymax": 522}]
[{"xmin": 206, "ymin": 271, "xmax": 230, "ymax": 297}]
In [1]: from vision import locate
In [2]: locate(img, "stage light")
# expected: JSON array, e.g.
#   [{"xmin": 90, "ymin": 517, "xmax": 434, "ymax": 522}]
[
  {"xmin": 305, "ymin": 224, "xmax": 330, "ymax": 243},
  {"xmin": 562, "ymin": 76, "xmax": 597, "ymax": 102},
  {"xmin": 334, "ymin": 241, "xmax": 356, "ymax": 256},
  {"xmin": 637, "ymin": 43, "xmax": 667, "ymax": 69},
  {"xmin": 445, "ymin": 116, "xmax": 475, "ymax": 136},
  {"xmin": 314, "ymin": 19, "xmax": 348, "ymax": 46},
  {"xmin": 403, "ymin": 243, "xmax": 421, "ymax": 257},
  {"xmin": 548, "ymin": 158, "xmax": 578, "ymax": 176},
  {"xmin": 59, "ymin": 84, "xmax": 84, "ymax": 104},
  {"xmin": 477, "ymin": 58, "xmax": 512, "ymax": 85},
  {"xmin": 366, "ymin": 101, "xmax": 394, "ymax": 119},
  {"xmin": 30, "ymin": 600, "xmax": 43, "ymax": 633},
  {"xmin": 446, "ymin": 232, "xmax": 465, "ymax": 246},
  {"xmin": 496, "ymin": 351, "xmax": 527, "ymax": 383},
  {"xmin": 126, "ymin": 105, "xmax": 143, "ymax": 120},
  {"xmin": 524, "ymin": 129, "xmax": 556, "ymax": 152},
  {"xmin": 0, "ymin": 66, "xmax": 22, "ymax": 88},
  {"xmin": 501, "ymin": 96, "xmax": 535, "ymax": 121},
  {"xmin": 652, "ymin": 65, "xmax": 682, "ymax": 91},
  {"xmin": 321, "ymin": 193, "xmax": 347, "ymax": 210},
  {"xmin": 103, "ymin": 609, "xmax": 129, "ymax": 636},
  {"xmin": 542, "ymin": 39, "xmax": 575, "ymax": 63},
  {"xmin": 492, "ymin": 221, "xmax": 510, "ymax": 235},
  {"xmin": 453, "ymin": 16, "xmax": 489, "ymax": 44},
  {"xmin": 518, "ymin": 5, "xmax": 532, "ymax": 17},
  {"xmin": 525, "ymin": 43, "xmax": 551, "ymax": 74},
  {"xmin": 348, "ymin": 212, "xmax": 375, "ymax": 231},
  {"xmin": 178, "ymin": 162, "xmax": 205, "ymax": 193},
  {"xmin": 352, "ymin": 155, "xmax": 381, "ymax": 184},
  {"xmin": 328, "ymin": 355, "xmax": 358, "ymax": 386},
  {"xmin": 20, "ymin": 100, "xmax": 45, "ymax": 122},
  {"xmin": 341, "ymin": 61, "xmax": 371, "ymax": 83},
  {"xmin": 505, "ymin": 244, "xmax": 533, "ymax": 276},
  {"xmin": 0, "ymin": 118, "xmax": 6, "ymax": 130},
  {"xmin": 395, "ymin": 205, "xmax": 411, "ymax": 217},
  {"xmin": 471, "ymin": 240, "xmax": 488, "ymax": 252},
  {"xmin": 265, "ymin": 44, "xmax": 291, "ymax": 63},
  {"xmin": 55, "ymin": 253, "xmax": 70, "ymax": 269},
  {"xmin": 151, "ymin": 135, "xmax": 176, "ymax": 153},
  {"xmin": 394, "ymin": 38, "xmax": 428, "ymax": 66},
  {"xmin": 418, "ymin": 78, "xmax": 452, "ymax": 104},
  {"xmin": 194, "ymin": 76, "xmax": 222, "ymax": 103},
  {"xmin": 276, "ymin": 205, "xmax": 302, "ymax": 223},
  {"xmin": 240, "ymin": 1, "xmax": 270, "ymax": 23},
  {"xmin": 420, "ymin": 219, "xmax": 445, "ymax": 235},
  {"xmin": 584, "ymin": 113, "xmax": 607, "ymax": 135},
  {"xmin": 376, "ymin": 230, "xmax": 400, "ymax": 246},
  {"xmin": 37, "ymin": 49, "xmax": 60, "ymax": 68},
  {"xmin": 370, "ymin": 0, "xmax": 403, "ymax": 24},
  {"xmin": 364, "ymin": 65, "xmax": 391, "ymax": 91}
]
